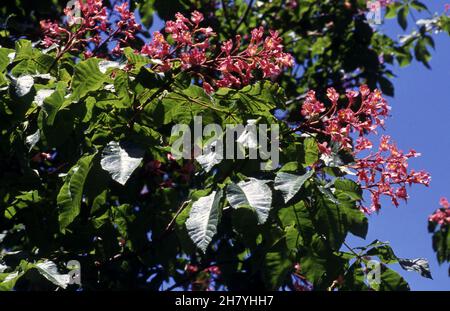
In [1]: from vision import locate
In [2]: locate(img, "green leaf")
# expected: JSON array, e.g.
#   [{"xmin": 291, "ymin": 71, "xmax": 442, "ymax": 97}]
[
  {"xmin": 410, "ymin": 1, "xmax": 427, "ymax": 11},
  {"xmin": 315, "ymin": 197, "xmax": 348, "ymax": 249},
  {"xmin": 226, "ymin": 178, "xmax": 273, "ymax": 224},
  {"xmin": 71, "ymin": 58, "xmax": 106, "ymax": 99},
  {"xmin": 262, "ymin": 251, "xmax": 292, "ymax": 290},
  {"xmin": 185, "ymin": 190, "xmax": 223, "ymax": 252},
  {"xmin": 342, "ymin": 203, "xmax": 368, "ymax": 239},
  {"xmin": 14, "ymin": 40, "xmax": 33, "ymax": 62},
  {"xmin": 5, "ymin": 190, "xmax": 41, "ymax": 219},
  {"xmin": 342, "ymin": 262, "xmax": 369, "ymax": 290},
  {"xmin": 159, "ymin": 87, "xmax": 217, "ymax": 124},
  {"xmin": 334, "ymin": 178, "xmax": 363, "ymax": 201},
  {"xmin": 365, "ymin": 243, "xmax": 398, "ymax": 264},
  {"xmin": 137, "ymin": 0, "xmax": 155, "ymax": 28},
  {"xmin": 100, "ymin": 141, "xmax": 144, "ymax": 186},
  {"xmin": 299, "ymin": 254, "xmax": 327, "ymax": 286},
  {"xmin": 41, "ymin": 82, "xmax": 66, "ymax": 126},
  {"xmin": 0, "ymin": 269, "xmax": 26, "ymax": 291},
  {"xmin": 123, "ymin": 47, "xmax": 157, "ymax": 68},
  {"xmin": 414, "ymin": 39, "xmax": 431, "ymax": 68},
  {"xmin": 378, "ymin": 76, "xmax": 394, "ymax": 97},
  {"xmin": 378, "ymin": 264, "xmax": 410, "ymax": 291},
  {"xmin": 431, "ymin": 229, "xmax": 450, "ymax": 264},
  {"xmin": 395, "ymin": 50, "xmax": 412, "ymax": 67},
  {"xmin": 57, "ymin": 153, "xmax": 96, "ymax": 232},
  {"xmin": 234, "ymin": 81, "xmax": 282, "ymax": 119},
  {"xmin": 284, "ymin": 225, "xmax": 304, "ymax": 252},
  {"xmin": 274, "ymin": 170, "xmax": 314, "ymax": 203},
  {"xmin": 384, "ymin": 5, "xmax": 398, "ymax": 19},
  {"xmin": 302, "ymin": 137, "xmax": 318, "ymax": 166},
  {"xmin": 397, "ymin": 7, "xmax": 409, "ymax": 30},
  {"xmin": 278, "ymin": 200, "xmax": 313, "ymax": 230},
  {"xmin": 0, "ymin": 47, "xmax": 14, "ymax": 72},
  {"xmin": 315, "ymin": 194, "xmax": 368, "ymax": 247}
]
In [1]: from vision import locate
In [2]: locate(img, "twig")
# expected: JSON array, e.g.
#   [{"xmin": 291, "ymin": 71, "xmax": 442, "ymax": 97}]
[
  {"xmin": 164, "ymin": 200, "xmax": 191, "ymax": 233},
  {"xmin": 343, "ymin": 241, "xmax": 363, "ymax": 259},
  {"xmin": 221, "ymin": 0, "xmax": 232, "ymax": 29},
  {"xmin": 233, "ymin": 0, "xmax": 254, "ymax": 34}
]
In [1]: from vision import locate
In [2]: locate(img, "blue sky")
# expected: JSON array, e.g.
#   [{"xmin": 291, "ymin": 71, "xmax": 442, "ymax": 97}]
[
  {"xmin": 346, "ymin": 1, "xmax": 450, "ymax": 290},
  {"xmin": 141, "ymin": 1, "xmax": 449, "ymax": 290}
]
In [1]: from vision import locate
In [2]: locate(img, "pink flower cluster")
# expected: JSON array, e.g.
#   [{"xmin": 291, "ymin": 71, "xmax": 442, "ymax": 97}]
[
  {"xmin": 111, "ymin": 2, "xmax": 141, "ymax": 56},
  {"xmin": 40, "ymin": 0, "xmax": 140, "ymax": 57},
  {"xmin": 140, "ymin": 11, "xmax": 293, "ymax": 93},
  {"xmin": 429, "ymin": 198, "xmax": 450, "ymax": 226},
  {"xmin": 354, "ymin": 135, "xmax": 431, "ymax": 213},
  {"xmin": 301, "ymin": 85, "xmax": 390, "ymax": 150},
  {"xmin": 299, "ymin": 86, "xmax": 430, "ymax": 213},
  {"xmin": 40, "ymin": 6, "xmax": 292, "ymax": 90},
  {"xmin": 140, "ymin": 11, "xmax": 215, "ymax": 73}
]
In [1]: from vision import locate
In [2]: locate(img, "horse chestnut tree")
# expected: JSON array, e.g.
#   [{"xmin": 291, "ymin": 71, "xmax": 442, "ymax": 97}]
[{"xmin": 0, "ymin": 0, "xmax": 448, "ymax": 291}]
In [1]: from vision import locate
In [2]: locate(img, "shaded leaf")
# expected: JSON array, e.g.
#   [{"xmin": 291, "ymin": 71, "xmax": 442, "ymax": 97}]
[{"xmin": 57, "ymin": 154, "xmax": 96, "ymax": 232}]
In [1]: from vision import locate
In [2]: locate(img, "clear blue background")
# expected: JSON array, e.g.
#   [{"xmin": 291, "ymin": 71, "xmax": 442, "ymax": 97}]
[{"xmin": 140, "ymin": 1, "xmax": 449, "ymax": 290}]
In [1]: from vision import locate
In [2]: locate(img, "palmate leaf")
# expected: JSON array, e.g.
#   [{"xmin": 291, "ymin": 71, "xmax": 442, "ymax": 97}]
[
  {"xmin": 226, "ymin": 178, "xmax": 273, "ymax": 224},
  {"xmin": 274, "ymin": 170, "xmax": 314, "ymax": 203},
  {"xmin": 100, "ymin": 141, "xmax": 144, "ymax": 186},
  {"xmin": 233, "ymin": 81, "xmax": 283, "ymax": 119},
  {"xmin": 315, "ymin": 193, "xmax": 369, "ymax": 249},
  {"xmin": 71, "ymin": 58, "xmax": 106, "ymax": 99},
  {"xmin": 334, "ymin": 178, "xmax": 363, "ymax": 201},
  {"xmin": 377, "ymin": 264, "xmax": 410, "ymax": 291},
  {"xmin": 57, "ymin": 153, "xmax": 96, "ymax": 232},
  {"xmin": 186, "ymin": 190, "xmax": 223, "ymax": 253}
]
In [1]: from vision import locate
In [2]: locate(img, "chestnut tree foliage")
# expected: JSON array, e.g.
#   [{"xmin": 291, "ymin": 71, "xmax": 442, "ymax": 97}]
[{"xmin": 0, "ymin": 0, "xmax": 448, "ymax": 291}]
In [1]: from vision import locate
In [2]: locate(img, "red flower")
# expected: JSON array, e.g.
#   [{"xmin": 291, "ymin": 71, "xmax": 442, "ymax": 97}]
[
  {"xmin": 203, "ymin": 82, "xmax": 214, "ymax": 94},
  {"xmin": 429, "ymin": 197, "xmax": 450, "ymax": 226},
  {"xmin": 296, "ymin": 86, "xmax": 429, "ymax": 213},
  {"xmin": 190, "ymin": 11, "xmax": 204, "ymax": 25},
  {"xmin": 440, "ymin": 197, "xmax": 450, "ymax": 208},
  {"xmin": 301, "ymin": 90, "xmax": 326, "ymax": 118},
  {"xmin": 326, "ymin": 87, "xmax": 339, "ymax": 104}
]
